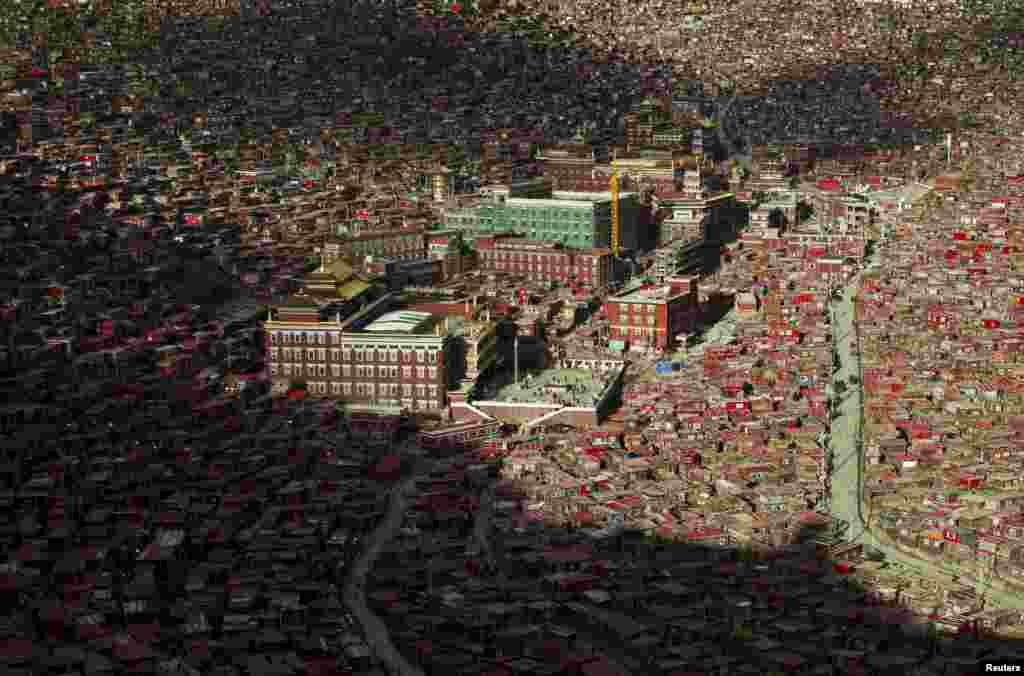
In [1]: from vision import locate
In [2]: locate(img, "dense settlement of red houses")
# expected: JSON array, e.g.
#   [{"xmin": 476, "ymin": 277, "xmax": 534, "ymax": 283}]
[
  {"xmin": 8, "ymin": 27, "xmax": 1024, "ymax": 672},
  {"xmin": 850, "ymin": 130, "xmax": 1024, "ymax": 590}
]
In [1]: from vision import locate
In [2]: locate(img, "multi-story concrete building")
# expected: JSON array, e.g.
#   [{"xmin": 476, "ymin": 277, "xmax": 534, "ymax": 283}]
[
  {"xmin": 603, "ymin": 279, "xmax": 700, "ymax": 350},
  {"xmin": 265, "ymin": 293, "xmax": 455, "ymax": 411},
  {"xmin": 480, "ymin": 177, "xmax": 553, "ymax": 200},
  {"xmin": 461, "ymin": 317, "xmax": 499, "ymax": 383},
  {"xmin": 322, "ymin": 229, "xmax": 426, "ymax": 266},
  {"xmin": 655, "ymin": 190, "xmax": 736, "ymax": 245},
  {"xmin": 442, "ymin": 190, "xmax": 641, "ymax": 249},
  {"xmin": 365, "ymin": 257, "xmax": 443, "ymax": 291},
  {"xmin": 538, "ymin": 147, "xmax": 597, "ymax": 189},
  {"xmin": 476, "ymin": 236, "xmax": 614, "ymax": 288},
  {"xmin": 652, "ymin": 239, "xmax": 708, "ymax": 280},
  {"xmin": 606, "ymin": 156, "xmax": 676, "ymax": 184},
  {"xmin": 426, "ymin": 229, "xmax": 464, "ymax": 279}
]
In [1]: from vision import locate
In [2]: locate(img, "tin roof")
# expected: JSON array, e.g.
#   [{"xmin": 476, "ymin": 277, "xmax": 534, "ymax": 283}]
[{"xmin": 364, "ymin": 310, "xmax": 434, "ymax": 334}]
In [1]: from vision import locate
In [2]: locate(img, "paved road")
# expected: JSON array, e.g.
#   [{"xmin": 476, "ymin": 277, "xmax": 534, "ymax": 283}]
[
  {"xmin": 343, "ymin": 450, "xmax": 469, "ymax": 676},
  {"xmin": 343, "ymin": 454, "xmax": 447, "ymax": 676},
  {"xmin": 473, "ymin": 481, "xmax": 499, "ymax": 572},
  {"xmin": 828, "ymin": 251, "xmax": 1024, "ymax": 609},
  {"xmin": 828, "ymin": 270, "xmax": 868, "ymax": 542},
  {"xmin": 344, "ymin": 476, "xmax": 424, "ymax": 676}
]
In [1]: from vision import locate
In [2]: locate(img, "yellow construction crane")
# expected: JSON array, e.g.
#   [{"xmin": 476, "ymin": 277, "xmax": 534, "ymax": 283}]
[{"xmin": 610, "ymin": 169, "xmax": 620, "ymax": 256}]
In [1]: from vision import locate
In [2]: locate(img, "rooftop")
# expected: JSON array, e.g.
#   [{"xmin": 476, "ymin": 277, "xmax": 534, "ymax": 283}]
[
  {"xmin": 488, "ymin": 367, "xmax": 612, "ymax": 407},
  {"xmin": 611, "ymin": 284, "xmax": 686, "ymax": 304},
  {"xmin": 496, "ymin": 192, "xmax": 639, "ymax": 208},
  {"xmin": 363, "ymin": 310, "xmax": 435, "ymax": 334},
  {"xmin": 867, "ymin": 183, "xmax": 932, "ymax": 204}
]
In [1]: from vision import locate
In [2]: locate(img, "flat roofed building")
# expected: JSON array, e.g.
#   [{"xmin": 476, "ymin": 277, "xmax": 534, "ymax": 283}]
[
  {"xmin": 538, "ymin": 150, "xmax": 596, "ymax": 190},
  {"xmin": 364, "ymin": 310, "xmax": 434, "ymax": 333},
  {"xmin": 481, "ymin": 178, "xmax": 554, "ymax": 199},
  {"xmin": 324, "ymin": 229, "xmax": 427, "ymax": 263},
  {"xmin": 603, "ymin": 282, "xmax": 699, "ymax": 350},
  {"xmin": 365, "ymin": 257, "xmax": 443, "ymax": 291},
  {"xmin": 444, "ymin": 191, "xmax": 641, "ymax": 250},
  {"xmin": 656, "ymin": 191, "xmax": 736, "ymax": 245},
  {"xmin": 477, "ymin": 236, "xmax": 612, "ymax": 288},
  {"xmin": 264, "ymin": 293, "xmax": 453, "ymax": 411}
]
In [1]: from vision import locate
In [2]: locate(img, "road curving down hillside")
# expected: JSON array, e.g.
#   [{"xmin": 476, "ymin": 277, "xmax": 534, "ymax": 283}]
[{"xmin": 828, "ymin": 250, "xmax": 1024, "ymax": 610}]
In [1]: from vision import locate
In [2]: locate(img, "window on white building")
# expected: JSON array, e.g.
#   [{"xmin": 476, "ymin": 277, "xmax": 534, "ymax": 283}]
[
  {"xmin": 429, "ymin": 367, "xmax": 437, "ymax": 379},
  {"xmin": 402, "ymin": 384, "xmax": 413, "ymax": 396},
  {"xmin": 342, "ymin": 382, "xmax": 352, "ymax": 395},
  {"xmin": 330, "ymin": 348, "xmax": 340, "ymax": 361},
  {"xmin": 318, "ymin": 349, "xmax": 326, "ymax": 361},
  {"xmin": 342, "ymin": 365, "xmax": 351, "ymax": 377},
  {"xmin": 331, "ymin": 365, "xmax": 340, "ymax": 377}
]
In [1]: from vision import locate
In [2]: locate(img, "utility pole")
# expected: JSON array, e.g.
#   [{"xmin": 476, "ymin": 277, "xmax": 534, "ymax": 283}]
[{"xmin": 514, "ymin": 335, "xmax": 519, "ymax": 385}]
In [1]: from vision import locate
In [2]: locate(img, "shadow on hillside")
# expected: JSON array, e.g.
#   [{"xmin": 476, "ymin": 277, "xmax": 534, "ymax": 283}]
[
  {"xmin": 107, "ymin": 0, "xmax": 940, "ymax": 155},
  {"xmin": 368, "ymin": 503, "xmax": 1024, "ymax": 676}
]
